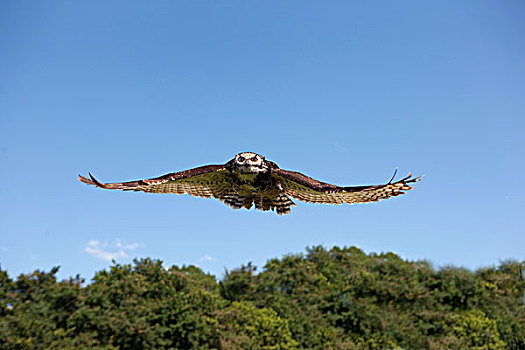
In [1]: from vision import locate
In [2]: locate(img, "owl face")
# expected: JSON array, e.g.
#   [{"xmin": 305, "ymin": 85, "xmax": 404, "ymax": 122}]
[{"xmin": 232, "ymin": 152, "xmax": 268, "ymax": 173}]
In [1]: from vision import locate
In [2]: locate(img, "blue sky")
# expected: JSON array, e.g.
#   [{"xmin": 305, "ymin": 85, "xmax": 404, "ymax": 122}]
[{"xmin": 1, "ymin": 1, "xmax": 524, "ymax": 281}]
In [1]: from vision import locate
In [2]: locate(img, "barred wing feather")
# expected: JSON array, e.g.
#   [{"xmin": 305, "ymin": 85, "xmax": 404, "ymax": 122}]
[
  {"xmin": 272, "ymin": 168, "xmax": 422, "ymax": 205},
  {"xmin": 78, "ymin": 165, "xmax": 232, "ymax": 199}
]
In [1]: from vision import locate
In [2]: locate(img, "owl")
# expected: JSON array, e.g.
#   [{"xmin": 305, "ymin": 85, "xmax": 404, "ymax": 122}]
[{"xmin": 78, "ymin": 152, "xmax": 422, "ymax": 215}]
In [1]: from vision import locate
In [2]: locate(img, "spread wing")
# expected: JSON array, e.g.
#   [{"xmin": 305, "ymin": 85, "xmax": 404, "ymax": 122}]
[
  {"xmin": 78, "ymin": 164, "xmax": 233, "ymax": 199},
  {"xmin": 272, "ymin": 168, "xmax": 422, "ymax": 205}
]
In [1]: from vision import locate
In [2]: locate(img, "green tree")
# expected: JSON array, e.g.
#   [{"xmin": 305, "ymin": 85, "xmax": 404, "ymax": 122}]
[
  {"xmin": 1, "ymin": 247, "xmax": 524, "ymax": 349},
  {"xmin": 440, "ymin": 309, "xmax": 506, "ymax": 349},
  {"xmin": 216, "ymin": 301, "xmax": 297, "ymax": 349}
]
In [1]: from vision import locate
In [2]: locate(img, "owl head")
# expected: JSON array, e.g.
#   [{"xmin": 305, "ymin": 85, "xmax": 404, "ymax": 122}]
[{"xmin": 231, "ymin": 152, "xmax": 268, "ymax": 173}]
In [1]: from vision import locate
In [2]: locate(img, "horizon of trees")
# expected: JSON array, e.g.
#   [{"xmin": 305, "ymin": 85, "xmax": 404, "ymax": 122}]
[{"xmin": 1, "ymin": 246, "xmax": 524, "ymax": 349}]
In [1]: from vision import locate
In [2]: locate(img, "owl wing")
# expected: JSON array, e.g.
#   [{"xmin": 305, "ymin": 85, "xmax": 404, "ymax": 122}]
[
  {"xmin": 272, "ymin": 168, "xmax": 422, "ymax": 205},
  {"xmin": 78, "ymin": 164, "xmax": 233, "ymax": 199}
]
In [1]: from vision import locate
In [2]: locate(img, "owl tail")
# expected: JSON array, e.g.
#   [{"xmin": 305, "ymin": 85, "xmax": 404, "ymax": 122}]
[
  {"xmin": 221, "ymin": 192, "xmax": 295, "ymax": 215},
  {"xmin": 252, "ymin": 193, "xmax": 295, "ymax": 215},
  {"xmin": 272, "ymin": 193, "xmax": 296, "ymax": 215}
]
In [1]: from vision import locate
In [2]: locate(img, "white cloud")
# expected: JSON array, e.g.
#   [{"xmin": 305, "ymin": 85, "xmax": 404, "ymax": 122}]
[
  {"xmin": 85, "ymin": 239, "xmax": 142, "ymax": 262},
  {"xmin": 199, "ymin": 254, "xmax": 217, "ymax": 262},
  {"xmin": 115, "ymin": 239, "xmax": 142, "ymax": 251},
  {"xmin": 332, "ymin": 141, "xmax": 349, "ymax": 151}
]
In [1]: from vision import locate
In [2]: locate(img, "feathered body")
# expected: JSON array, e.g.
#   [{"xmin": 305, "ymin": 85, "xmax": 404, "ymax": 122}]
[{"xmin": 79, "ymin": 152, "xmax": 421, "ymax": 215}]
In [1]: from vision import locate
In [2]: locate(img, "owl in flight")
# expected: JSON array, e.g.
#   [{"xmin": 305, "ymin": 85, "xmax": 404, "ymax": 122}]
[{"xmin": 78, "ymin": 152, "xmax": 422, "ymax": 215}]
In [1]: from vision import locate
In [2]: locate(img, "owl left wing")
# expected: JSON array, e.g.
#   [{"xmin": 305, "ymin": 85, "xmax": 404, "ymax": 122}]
[
  {"xmin": 78, "ymin": 164, "xmax": 233, "ymax": 199},
  {"xmin": 271, "ymin": 168, "xmax": 422, "ymax": 205}
]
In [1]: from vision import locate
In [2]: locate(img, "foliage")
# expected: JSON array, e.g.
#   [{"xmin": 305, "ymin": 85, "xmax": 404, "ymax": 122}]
[
  {"xmin": 1, "ymin": 247, "xmax": 523, "ymax": 349},
  {"xmin": 215, "ymin": 301, "xmax": 297, "ymax": 349}
]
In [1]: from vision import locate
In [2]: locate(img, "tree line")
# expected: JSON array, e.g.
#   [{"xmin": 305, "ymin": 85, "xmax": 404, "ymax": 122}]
[{"xmin": 1, "ymin": 246, "xmax": 524, "ymax": 349}]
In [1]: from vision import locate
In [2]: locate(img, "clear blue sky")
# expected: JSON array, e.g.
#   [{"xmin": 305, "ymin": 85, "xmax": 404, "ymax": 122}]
[{"xmin": 1, "ymin": 1, "xmax": 524, "ymax": 281}]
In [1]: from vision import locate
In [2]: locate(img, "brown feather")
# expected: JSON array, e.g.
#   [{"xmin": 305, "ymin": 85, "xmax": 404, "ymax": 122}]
[
  {"xmin": 78, "ymin": 153, "xmax": 422, "ymax": 215},
  {"xmin": 272, "ymin": 168, "xmax": 422, "ymax": 205}
]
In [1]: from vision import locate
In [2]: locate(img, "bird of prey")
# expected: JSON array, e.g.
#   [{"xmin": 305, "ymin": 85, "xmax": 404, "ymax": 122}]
[{"xmin": 78, "ymin": 152, "xmax": 422, "ymax": 215}]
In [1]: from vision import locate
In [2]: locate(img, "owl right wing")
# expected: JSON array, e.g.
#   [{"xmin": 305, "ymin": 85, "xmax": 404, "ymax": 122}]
[
  {"xmin": 78, "ymin": 164, "xmax": 234, "ymax": 199},
  {"xmin": 272, "ymin": 168, "xmax": 422, "ymax": 205}
]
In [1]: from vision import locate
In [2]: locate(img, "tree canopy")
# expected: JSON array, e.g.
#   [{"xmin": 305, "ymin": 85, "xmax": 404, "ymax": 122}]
[{"xmin": 1, "ymin": 246, "xmax": 523, "ymax": 349}]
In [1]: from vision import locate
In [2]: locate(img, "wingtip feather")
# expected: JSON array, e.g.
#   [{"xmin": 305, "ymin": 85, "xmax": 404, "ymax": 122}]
[
  {"xmin": 78, "ymin": 172, "xmax": 107, "ymax": 188},
  {"xmin": 397, "ymin": 171, "xmax": 424, "ymax": 184},
  {"xmin": 88, "ymin": 173, "xmax": 101, "ymax": 187},
  {"xmin": 78, "ymin": 174, "xmax": 94, "ymax": 185}
]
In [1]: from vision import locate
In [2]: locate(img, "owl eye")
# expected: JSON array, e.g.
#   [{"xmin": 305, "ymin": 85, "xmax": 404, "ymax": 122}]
[
  {"xmin": 251, "ymin": 156, "xmax": 258, "ymax": 162},
  {"xmin": 237, "ymin": 156, "xmax": 245, "ymax": 162}
]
